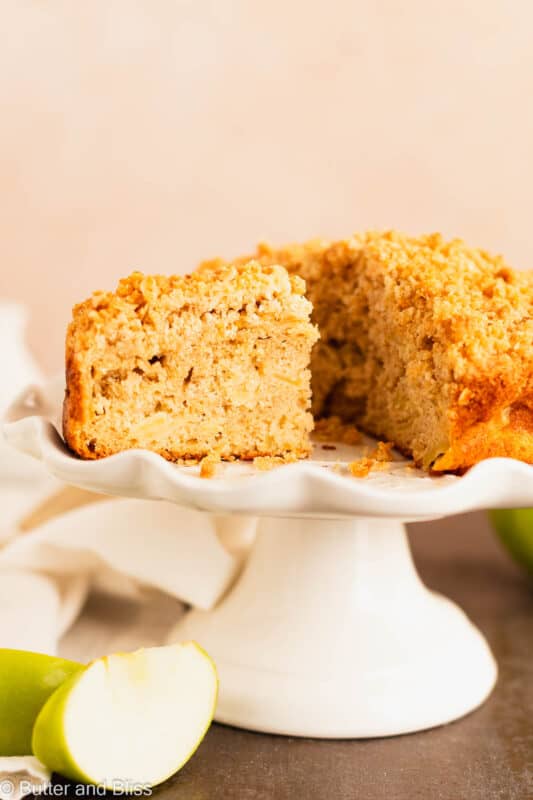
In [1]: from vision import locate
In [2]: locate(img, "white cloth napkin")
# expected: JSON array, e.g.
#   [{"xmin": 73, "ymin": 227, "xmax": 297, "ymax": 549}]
[
  {"xmin": 0, "ymin": 757, "xmax": 52, "ymax": 800},
  {"xmin": 0, "ymin": 303, "xmax": 57, "ymax": 538},
  {"xmin": 0, "ymin": 496, "xmax": 255, "ymax": 795},
  {"xmin": 0, "ymin": 302, "xmax": 257, "ymax": 793},
  {"xmin": 0, "ymin": 498, "xmax": 247, "ymax": 650},
  {"xmin": 0, "ymin": 497, "xmax": 255, "ymax": 787}
]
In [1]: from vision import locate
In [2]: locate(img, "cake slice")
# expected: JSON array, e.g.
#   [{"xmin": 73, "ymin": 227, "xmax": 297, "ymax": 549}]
[
  {"xmin": 63, "ymin": 262, "xmax": 318, "ymax": 462},
  {"xmin": 216, "ymin": 231, "xmax": 533, "ymax": 472}
]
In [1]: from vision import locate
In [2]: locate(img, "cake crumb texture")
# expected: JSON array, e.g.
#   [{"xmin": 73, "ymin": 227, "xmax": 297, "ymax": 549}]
[{"xmin": 63, "ymin": 261, "xmax": 319, "ymax": 462}]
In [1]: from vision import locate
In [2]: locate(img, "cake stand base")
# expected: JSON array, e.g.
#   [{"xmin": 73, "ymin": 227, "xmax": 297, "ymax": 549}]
[{"xmin": 172, "ymin": 516, "xmax": 497, "ymax": 738}]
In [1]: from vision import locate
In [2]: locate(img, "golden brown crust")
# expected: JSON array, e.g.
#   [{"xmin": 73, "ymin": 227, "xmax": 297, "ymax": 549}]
[
  {"xmin": 63, "ymin": 334, "xmax": 91, "ymax": 457},
  {"xmin": 433, "ymin": 389, "xmax": 533, "ymax": 472}
]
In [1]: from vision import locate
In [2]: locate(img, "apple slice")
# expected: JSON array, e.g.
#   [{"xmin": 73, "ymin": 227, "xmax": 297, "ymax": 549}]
[
  {"xmin": 32, "ymin": 642, "xmax": 218, "ymax": 789},
  {"xmin": 0, "ymin": 649, "xmax": 82, "ymax": 755}
]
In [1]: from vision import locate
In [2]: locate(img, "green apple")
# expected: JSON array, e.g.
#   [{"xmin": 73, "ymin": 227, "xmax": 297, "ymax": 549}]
[
  {"xmin": 0, "ymin": 649, "xmax": 82, "ymax": 756},
  {"xmin": 32, "ymin": 642, "xmax": 218, "ymax": 790},
  {"xmin": 489, "ymin": 509, "xmax": 533, "ymax": 575}
]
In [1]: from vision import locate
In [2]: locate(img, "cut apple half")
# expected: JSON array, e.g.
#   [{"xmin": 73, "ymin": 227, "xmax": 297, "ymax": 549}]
[{"xmin": 32, "ymin": 642, "xmax": 218, "ymax": 789}]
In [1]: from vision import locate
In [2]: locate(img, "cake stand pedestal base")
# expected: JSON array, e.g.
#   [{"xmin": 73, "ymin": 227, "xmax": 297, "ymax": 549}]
[{"xmin": 172, "ymin": 516, "xmax": 497, "ymax": 738}]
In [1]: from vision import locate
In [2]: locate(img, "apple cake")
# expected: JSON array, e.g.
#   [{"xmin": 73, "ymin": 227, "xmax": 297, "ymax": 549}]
[
  {"xmin": 218, "ymin": 231, "xmax": 533, "ymax": 472},
  {"xmin": 63, "ymin": 262, "xmax": 318, "ymax": 462}
]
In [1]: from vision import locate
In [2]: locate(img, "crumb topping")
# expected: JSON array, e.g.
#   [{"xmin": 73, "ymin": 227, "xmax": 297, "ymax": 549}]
[
  {"xmin": 348, "ymin": 456, "xmax": 391, "ymax": 479},
  {"xmin": 73, "ymin": 261, "xmax": 315, "ymax": 334},
  {"xmin": 369, "ymin": 441, "xmax": 394, "ymax": 461},
  {"xmin": 199, "ymin": 453, "xmax": 220, "ymax": 478}
]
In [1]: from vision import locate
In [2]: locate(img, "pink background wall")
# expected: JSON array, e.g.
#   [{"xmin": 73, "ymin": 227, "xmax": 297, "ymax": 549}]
[{"xmin": 1, "ymin": 1, "xmax": 532, "ymax": 373}]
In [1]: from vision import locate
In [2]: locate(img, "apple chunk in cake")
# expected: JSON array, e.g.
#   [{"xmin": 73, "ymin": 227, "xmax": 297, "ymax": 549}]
[{"xmin": 63, "ymin": 263, "xmax": 319, "ymax": 462}]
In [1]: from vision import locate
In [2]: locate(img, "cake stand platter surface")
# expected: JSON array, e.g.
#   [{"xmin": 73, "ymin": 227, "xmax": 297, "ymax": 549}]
[{"xmin": 6, "ymin": 379, "xmax": 533, "ymax": 738}]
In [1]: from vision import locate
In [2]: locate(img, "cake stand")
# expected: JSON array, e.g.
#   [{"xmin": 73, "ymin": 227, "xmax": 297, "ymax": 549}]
[{"xmin": 5, "ymin": 379, "xmax": 533, "ymax": 738}]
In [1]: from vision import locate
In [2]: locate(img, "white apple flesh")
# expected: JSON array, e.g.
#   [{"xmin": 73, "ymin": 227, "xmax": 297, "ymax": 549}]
[{"xmin": 32, "ymin": 642, "xmax": 218, "ymax": 789}]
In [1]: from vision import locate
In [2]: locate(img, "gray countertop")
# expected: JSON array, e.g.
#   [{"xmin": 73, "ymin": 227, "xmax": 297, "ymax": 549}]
[{"xmin": 154, "ymin": 511, "xmax": 533, "ymax": 800}]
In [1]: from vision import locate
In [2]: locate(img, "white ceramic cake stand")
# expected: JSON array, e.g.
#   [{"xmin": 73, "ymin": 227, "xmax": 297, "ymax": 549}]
[{"xmin": 5, "ymin": 380, "xmax": 533, "ymax": 738}]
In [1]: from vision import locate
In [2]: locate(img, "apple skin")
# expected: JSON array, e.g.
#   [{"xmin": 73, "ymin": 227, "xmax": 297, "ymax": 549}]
[
  {"xmin": 32, "ymin": 668, "xmax": 89, "ymax": 784},
  {"xmin": 489, "ymin": 509, "xmax": 533, "ymax": 575},
  {"xmin": 0, "ymin": 649, "xmax": 82, "ymax": 756},
  {"xmin": 32, "ymin": 643, "xmax": 218, "ymax": 789}
]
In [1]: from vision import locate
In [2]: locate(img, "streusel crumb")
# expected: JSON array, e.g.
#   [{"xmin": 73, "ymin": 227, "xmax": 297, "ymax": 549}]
[
  {"xmin": 200, "ymin": 453, "xmax": 220, "ymax": 479},
  {"xmin": 348, "ymin": 457, "xmax": 390, "ymax": 479},
  {"xmin": 369, "ymin": 441, "xmax": 394, "ymax": 461}
]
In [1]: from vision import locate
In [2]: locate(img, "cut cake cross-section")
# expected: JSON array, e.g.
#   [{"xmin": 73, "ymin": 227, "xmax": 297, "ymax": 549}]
[{"xmin": 63, "ymin": 262, "xmax": 319, "ymax": 462}]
